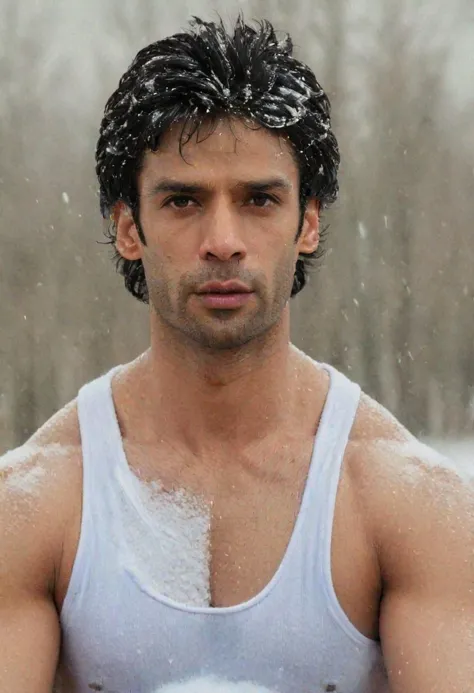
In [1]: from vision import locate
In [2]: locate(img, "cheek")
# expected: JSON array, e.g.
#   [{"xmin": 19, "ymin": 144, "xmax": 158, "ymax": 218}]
[
  {"xmin": 140, "ymin": 245, "xmax": 169, "ymax": 288},
  {"xmin": 256, "ymin": 226, "xmax": 294, "ymax": 260},
  {"xmin": 267, "ymin": 243, "xmax": 298, "ymax": 285},
  {"xmin": 278, "ymin": 234, "xmax": 299, "ymax": 263},
  {"xmin": 144, "ymin": 226, "xmax": 195, "ymax": 268},
  {"xmin": 142, "ymin": 244, "xmax": 191, "ymax": 298}
]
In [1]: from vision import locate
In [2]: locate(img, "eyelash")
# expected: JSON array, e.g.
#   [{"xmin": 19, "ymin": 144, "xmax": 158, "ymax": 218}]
[{"xmin": 163, "ymin": 193, "xmax": 279, "ymax": 209}]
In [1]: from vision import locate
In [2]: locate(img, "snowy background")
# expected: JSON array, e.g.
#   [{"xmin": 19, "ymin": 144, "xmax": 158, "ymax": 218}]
[{"xmin": 0, "ymin": 0, "xmax": 473, "ymax": 456}]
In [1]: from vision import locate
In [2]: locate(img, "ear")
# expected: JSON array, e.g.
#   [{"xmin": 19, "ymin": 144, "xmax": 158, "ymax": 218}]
[
  {"xmin": 296, "ymin": 199, "xmax": 320, "ymax": 255},
  {"xmin": 112, "ymin": 202, "xmax": 143, "ymax": 261}
]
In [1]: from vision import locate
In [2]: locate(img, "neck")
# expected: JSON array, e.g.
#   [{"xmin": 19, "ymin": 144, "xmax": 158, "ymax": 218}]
[{"xmin": 133, "ymin": 308, "xmax": 304, "ymax": 453}]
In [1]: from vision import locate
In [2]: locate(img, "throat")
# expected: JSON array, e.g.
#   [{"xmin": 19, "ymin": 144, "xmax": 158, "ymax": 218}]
[{"xmin": 139, "ymin": 338, "xmax": 303, "ymax": 446}]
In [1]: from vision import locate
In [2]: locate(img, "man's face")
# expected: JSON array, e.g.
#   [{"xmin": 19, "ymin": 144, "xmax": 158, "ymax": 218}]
[{"xmin": 115, "ymin": 118, "xmax": 319, "ymax": 350}]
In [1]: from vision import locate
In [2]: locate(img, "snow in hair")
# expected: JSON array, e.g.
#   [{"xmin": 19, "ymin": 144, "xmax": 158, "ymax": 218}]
[{"xmin": 95, "ymin": 15, "xmax": 340, "ymax": 302}]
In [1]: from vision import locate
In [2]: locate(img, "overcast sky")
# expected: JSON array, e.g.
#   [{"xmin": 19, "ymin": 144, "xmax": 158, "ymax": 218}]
[
  {"xmin": 5, "ymin": 0, "xmax": 469, "ymax": 109},
  {"xmin": 1, "ymin": 0, "xmax": 472, "ymax": 128}
]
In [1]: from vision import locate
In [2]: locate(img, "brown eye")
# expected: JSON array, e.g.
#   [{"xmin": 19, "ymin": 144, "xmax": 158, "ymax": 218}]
[
  {"xmin": 249, "ymin": 193, "xmax": 276, "ymax": 207},
  {"xmin": 165, "ymin": 195, "xmax": 197, "ymax": 209}
]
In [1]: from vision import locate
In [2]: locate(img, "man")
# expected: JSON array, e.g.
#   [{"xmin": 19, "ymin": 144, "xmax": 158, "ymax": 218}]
[{"xmin": 1, "ymin": 15, "xmax": 472, "ymax": 693}]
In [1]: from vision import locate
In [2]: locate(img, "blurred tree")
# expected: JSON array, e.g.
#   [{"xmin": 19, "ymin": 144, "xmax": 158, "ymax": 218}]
[{"xmin": 1, "ymin": 0, "xmax": 473, "ymax": 451}]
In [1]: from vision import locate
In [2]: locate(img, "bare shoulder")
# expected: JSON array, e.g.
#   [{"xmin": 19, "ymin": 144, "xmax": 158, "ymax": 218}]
[
  {"xmin": 0, "ymin": 399, "xmax": 82, "ymax": 595},
  {"xmin": 1, "ymin": 397, "xmax": 83, "ymax": 501},
  {"xmin": 347, "ymin": 389, "xmax": 474, "ymax": 496},
  {"xmin": 346, "ymin": 391, "xmax": 474, "ymax": 589}
]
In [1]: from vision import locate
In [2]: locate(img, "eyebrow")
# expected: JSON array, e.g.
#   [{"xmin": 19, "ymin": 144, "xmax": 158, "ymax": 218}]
[{"xmin": 146, "ymin": 177, "xmax": 293, "ymax": 198}]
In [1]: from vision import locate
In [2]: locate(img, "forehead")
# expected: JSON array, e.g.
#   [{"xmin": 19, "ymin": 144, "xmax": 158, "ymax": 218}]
[{"xmin": 140, "ymin": 117, "xmax": 298, "ymax": 182}]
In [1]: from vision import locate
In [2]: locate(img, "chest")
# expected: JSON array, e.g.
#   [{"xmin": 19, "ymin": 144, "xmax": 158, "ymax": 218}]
[
  {"xmin": 206, "ymin": 444, "xmax": 311, "ymax": 608},
  {"xmin": 57, "ymin": 581, "xmax": 386, "ymax": 693},
  {"xmin": 205, "ymin": 457, "xmax": 380, "ymax": 643},
  {"xmin": 57, "ymin": 434, "xmax": 381, "ymax": 640},
  {"xmin": 129, "ymin": 436, "xmax": 380, "ymax": 638},
  {"xmin": 56, "ymin": 439, "xmax": 387, "ymax": 693}
]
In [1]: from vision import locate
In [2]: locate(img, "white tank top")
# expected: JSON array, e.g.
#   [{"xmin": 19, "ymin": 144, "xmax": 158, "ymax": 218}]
[{"xmin": 57, "ymin": 363, "xmax": 389, "ymax": 693}]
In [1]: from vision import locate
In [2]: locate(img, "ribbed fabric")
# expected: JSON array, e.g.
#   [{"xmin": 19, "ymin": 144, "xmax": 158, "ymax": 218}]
[{"xmin": 57, "ymin": 362, "xmax": 388, "ymax": 693}]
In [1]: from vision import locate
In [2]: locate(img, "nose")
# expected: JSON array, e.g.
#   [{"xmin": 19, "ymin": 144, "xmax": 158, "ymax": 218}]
[{"xmin": 198, "ymin": 200, "xmax": 247, "ymax": 263}]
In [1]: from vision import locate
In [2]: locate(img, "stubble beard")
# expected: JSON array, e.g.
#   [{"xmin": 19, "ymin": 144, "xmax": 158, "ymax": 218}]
[{"xmin": 147, "ymin": 252, "xmax": 296, "ymax": 352}]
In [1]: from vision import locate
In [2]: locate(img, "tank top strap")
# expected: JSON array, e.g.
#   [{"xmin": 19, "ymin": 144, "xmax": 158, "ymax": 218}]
[
  {"xmin": 77, "ymin": 365, "xmax": 125, "ymax": 486},
  {"xmin": 315, "ymin": 362, "xmax": 361, "ymax": 543},
  {"xmin": 316, "ymin": 363, "xmax": 361, "ymax": 465},
  {"xmin": 308, "ymin": 362, "xmax": 361, "ymax": 515},
  {"xmin": 61, "ymin": 366, "xmax": 125, "ymax": 623},
  {"xmin": 299, "ymin": 362, "xmax": 364, "ymax": 638}
]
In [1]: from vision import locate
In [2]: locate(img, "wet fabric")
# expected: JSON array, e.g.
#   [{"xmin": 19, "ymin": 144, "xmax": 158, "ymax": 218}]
[{"xmin": 57, "ymin": 362, "xmax": 389, "ymax": 693}]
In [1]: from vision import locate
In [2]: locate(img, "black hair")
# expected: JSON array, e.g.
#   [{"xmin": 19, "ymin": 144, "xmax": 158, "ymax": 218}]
[{"xmin": 95, "ymin": 15, "xmax": 340, "ymax": 301}]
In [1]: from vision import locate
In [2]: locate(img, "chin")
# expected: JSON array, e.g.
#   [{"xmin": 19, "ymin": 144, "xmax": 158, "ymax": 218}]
[
  {"xmin": 196, "ymin": 332, "xmax": 265, "ymax": 351},
  {"xmin": 184, "ymin": 320, "xmax": 267, "ymax": 351}
]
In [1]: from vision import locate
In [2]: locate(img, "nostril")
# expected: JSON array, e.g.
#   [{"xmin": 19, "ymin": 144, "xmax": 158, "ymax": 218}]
[{"xmin": 325, "ymin": 685, "xmax": 337, "ymax": 692}]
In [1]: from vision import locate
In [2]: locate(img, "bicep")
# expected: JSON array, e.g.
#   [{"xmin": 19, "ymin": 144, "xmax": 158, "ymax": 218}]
[
  {"xmin": 357, "ymin": 439, "xmax": 474, "ymax": 691},
  {"xmin": 380, "ymin": 587, "xmax": 474, "ymax": 692},
  {"xmin": 0, "ymin": 594, "xmax": 60, "ymax": 693},
  {"xmin": 0, "ymin": 445, "xmax": 68, "ymax": 692}
]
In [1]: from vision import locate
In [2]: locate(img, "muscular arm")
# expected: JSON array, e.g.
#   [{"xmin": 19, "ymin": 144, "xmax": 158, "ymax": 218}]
[
  {"xmin": 0, "ymin": 445, "xmax": 64, "ymax": 692},
  {"xmin": 364, "ymin": 440, "xmax": 474, "ymax": 691}
]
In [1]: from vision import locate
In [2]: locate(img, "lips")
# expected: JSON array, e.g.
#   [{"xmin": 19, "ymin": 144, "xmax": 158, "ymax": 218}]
[
  {"xmin": 196, "ymin": 280, "xmax": 252, "ymax": 295},
  {"xmin": 195, "ymin": 280, "xmax": 254, "ymax": 310}
]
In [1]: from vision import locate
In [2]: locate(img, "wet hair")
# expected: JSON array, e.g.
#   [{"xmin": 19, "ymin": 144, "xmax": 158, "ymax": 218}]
[{"xmin": 95, "ymin": 15, "xmax": 340, "ymax": 301}]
